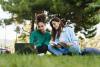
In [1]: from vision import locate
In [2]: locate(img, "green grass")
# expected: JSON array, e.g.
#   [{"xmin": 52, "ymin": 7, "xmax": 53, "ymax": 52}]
[{"xmin": 0, "ymin": 54, "xmax": 100, "ymax": 67}]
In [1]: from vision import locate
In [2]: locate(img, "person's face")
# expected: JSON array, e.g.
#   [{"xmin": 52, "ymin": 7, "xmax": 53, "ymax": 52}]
[
  {"xmin": 38, "ymin": 22, "xmax": 46, "ymax": 33},
  {"xmin": 52, "ymin": 21, "xmax": 60, "ymax": 30}
]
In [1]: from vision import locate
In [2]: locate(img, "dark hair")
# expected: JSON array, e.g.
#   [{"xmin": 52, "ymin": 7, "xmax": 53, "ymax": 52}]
[
  {"xmin": 50, "ymin": 17, "xmax": 64, "ymax": 41},
  {"xmin": 61, "ymin": 18, "xmax": 66, "ymax": 25},
  {"xmin": 31, "ymin": 13, "xmax": 46, "ymax": 32},
  {"xmin": 36, "ymin": 13, "xmax": 46, "ymax": 24}
]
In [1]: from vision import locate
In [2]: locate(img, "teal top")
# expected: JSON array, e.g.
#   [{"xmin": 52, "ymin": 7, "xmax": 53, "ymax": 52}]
[{"xmin": 30, "ymin": 30, "xmax": 51, "ymax": 47}]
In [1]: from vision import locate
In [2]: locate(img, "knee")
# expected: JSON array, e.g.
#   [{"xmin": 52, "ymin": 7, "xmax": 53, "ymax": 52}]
[
  {"xmin": 69, "ymin": 45, "xmax": 81, "ymax": 54},
  {"xmin": 48, "ymin": 45, "xmax": 52, "ymax": 49}
]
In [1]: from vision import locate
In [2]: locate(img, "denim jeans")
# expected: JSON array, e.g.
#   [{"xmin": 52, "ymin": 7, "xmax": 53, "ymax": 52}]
[
  {"xmin": 68, "ymin": 45, "xmax": 81, "ymax": 54},
  {"xmin": 48, "ymin": 44, "xmax": 81, "ymax": 56},
  {"xmin": 81, "ymin": 48, "xmax": 100, "ymax": 55}
]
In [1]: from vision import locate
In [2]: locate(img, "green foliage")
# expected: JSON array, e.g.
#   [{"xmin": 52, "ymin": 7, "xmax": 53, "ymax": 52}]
[
  {"xmin": 85, "ymin": 27, "xmax": 97, "ymax": 38},
  {"xmin": 15, "ymin": 26, "xmax": 20, "ymax": 33},
  {"xmin": 0, "ymin": 0, "xmax": 52, "ymax": 20},
  {"xmin": 0, "ymin": 20, "xmax": 2, "ymax": 25},
  {"xmin": 0, "ymin": 0, "xmax": 100, "ymax": 37},
  {"xmin": 4, "ymin": 19, "xmax": 12, "ymax": 25}
]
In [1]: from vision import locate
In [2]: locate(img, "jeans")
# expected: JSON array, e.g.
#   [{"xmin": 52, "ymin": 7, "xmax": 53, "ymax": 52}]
[
  {"xmin": 48, "ymin": 44, "xmax": 81, "ymax": 56},
  {"xmin": 81, "ymin": 48, "xmax": 100, "ymax": 55},
  {"xmin": 37, "ymin": 45, "xmax": 48, "ymax": 54},
  {"xmin": 68, "ymin": 45, "xmax": 81, "ymax": 54}
]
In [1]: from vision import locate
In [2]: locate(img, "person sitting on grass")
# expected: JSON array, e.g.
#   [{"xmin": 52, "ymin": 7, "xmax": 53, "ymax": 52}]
[
  {"xmin": 30, "ymin": 20, "xmax": 51, "ymax": 55},
  {"xmin": 48, "ymin": 17, "xmax": 81, "ymax": 56}
]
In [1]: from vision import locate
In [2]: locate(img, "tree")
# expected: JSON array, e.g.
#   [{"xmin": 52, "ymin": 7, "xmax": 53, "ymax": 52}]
[
  {"xmin": 48, "ymin": 0, "xmax": 100, "ymax": 37},
  {"xmin": 0, "ymin": 0, "xmax": 52, "ymax": 31},
  {"xmin": 0, "ymin": 0, "xmax": 100, "ymax": 37}
]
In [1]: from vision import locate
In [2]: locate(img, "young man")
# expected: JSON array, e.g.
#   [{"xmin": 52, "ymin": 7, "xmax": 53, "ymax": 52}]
[{"xmin": 30, "ymin": 21, "xmax": 51, "ymax": 54}]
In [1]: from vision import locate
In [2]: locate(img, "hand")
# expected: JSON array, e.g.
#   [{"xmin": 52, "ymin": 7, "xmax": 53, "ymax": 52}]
[
  {"xmin": 66, "ymin": 42, "xmax": 72, "ymax": 46},
  {"xmin": 50, "ymin": 41, "xmax": 57, "ymax": 46},
  {"xmin": 56, "ymin": 45, "xmax": 62, "ymax": 48},
  {"xmin": 58, "ymin": 42, "xmax": 72, "ymax": 47}
]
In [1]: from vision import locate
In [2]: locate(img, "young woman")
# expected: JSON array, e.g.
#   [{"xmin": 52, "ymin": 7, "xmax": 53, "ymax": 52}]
[
  {"xmin": 30, "ymin": 14, "xmax": 51, "ymax": 54},
  {"xmin": 48, "ymin": 17, "xmax": 81, "ymax": 55},
  {"xmin": 30, "ymin": 21, "xmax": 51, "ymax": 54}
]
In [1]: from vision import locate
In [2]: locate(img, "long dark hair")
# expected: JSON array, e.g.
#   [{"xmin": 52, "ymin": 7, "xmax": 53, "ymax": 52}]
[
  {"xmin": 31, "ymin": 13, "xmax": 46, "ymax": 32},
  {"xmin": 50, "ymin": 17, "xmax": 64, "ymax": 41}
]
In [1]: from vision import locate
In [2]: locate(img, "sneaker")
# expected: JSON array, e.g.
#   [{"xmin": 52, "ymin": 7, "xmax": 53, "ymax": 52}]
[
  {"xmin": 37, "ymin": 53, "xmax": 44, "ymax": 56},
  {"xmin": 46, "ymin": 51, "xmax": 52, "ymax": 55}
]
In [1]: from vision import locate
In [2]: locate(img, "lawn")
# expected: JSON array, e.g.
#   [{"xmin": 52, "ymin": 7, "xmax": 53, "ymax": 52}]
[{"xmin": 0, "ymin": 54, "xmax": 100, "ymax": 67}]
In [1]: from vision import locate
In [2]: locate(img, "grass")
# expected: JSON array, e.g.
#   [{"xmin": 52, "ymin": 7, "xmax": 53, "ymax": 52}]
[{"xmin": 0, "ymin": 54, "xmax": 100, "ymax": 67}]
